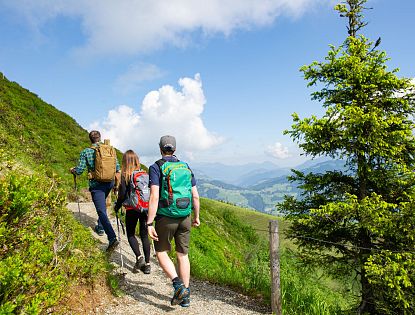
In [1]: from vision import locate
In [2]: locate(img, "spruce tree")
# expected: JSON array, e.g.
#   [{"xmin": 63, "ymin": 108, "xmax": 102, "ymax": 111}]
[{"xmin": 279, "ymin": 0, "xmax": 415, "ymax": 313}]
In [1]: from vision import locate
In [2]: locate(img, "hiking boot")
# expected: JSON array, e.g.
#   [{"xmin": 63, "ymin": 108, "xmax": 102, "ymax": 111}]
[
  {"xmin": 94, "ymin": 225, "xmax": 104, "ymax": 236},
  {"xmin": 171, "ymin": 280, "xmax": 189, "ymax": 306},
  {"xmin": 141, "ymin": 263, "xmax": 151, "ymax": 274},
  {"xmin": 179, "ymin": 288, "xmax": 190, "ymax": 307},
  {"xmin": 106, "ymin": 238, "xmax": 119, "ymax": 252},
  {"xmin": 132, "ymin": 256, "xmax": 145, "ymax": 273}
]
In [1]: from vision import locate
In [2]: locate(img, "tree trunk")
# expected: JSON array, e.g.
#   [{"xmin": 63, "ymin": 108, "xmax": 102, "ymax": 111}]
[
  {"xmin": 357, "ymin": 229, "xmax": 376, "ymax": 314},
  {"xmin": 358, "ymin": 259, "xmax": 376, "ymax": 314},
  {"xmin": 357, "ymin": 152, "xmax": 376, "ymax": 313}
]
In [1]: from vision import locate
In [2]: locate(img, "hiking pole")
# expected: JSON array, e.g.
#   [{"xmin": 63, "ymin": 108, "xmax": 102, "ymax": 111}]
[
  {"xmin": 115, "ymin": 208, "xmax": 125, "ymax": 273},
  {"xmin": 73, "ymin": 174, "xmax": 82, "ymax": 222},
  {"xmin": 119, "ymin": 208, "xmax": 126, "ymax": 235}
]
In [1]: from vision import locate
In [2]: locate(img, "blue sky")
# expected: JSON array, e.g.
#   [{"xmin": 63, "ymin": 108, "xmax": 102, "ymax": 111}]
[{"xmin": 1, "ymin": 0, "xmax": 414, "ymax": 167}]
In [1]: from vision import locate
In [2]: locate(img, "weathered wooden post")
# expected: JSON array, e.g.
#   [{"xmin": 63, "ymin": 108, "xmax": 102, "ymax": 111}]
[{"xmin": 269, "ymin": 220, "xmax": 282, "ymax": 314}]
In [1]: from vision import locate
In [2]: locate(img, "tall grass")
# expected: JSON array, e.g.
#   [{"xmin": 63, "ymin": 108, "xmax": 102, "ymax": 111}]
[{"xmin": 189, "ymin": 198, "xmax": 356, "ymax": 314}]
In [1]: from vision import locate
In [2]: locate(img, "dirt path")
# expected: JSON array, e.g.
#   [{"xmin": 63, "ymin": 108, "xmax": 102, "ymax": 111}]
[{"xmin": 67, "ymin": 202, "xmax": 271, "ymax": 315}]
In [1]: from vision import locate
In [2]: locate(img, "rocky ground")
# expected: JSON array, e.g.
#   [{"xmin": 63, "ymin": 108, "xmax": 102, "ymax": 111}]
[{"xmin": 66, "ymin": 202, "xmax": 271, "ymax": 315}]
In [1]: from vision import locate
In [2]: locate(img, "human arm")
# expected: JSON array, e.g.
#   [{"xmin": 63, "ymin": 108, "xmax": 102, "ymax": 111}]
[
  {"xmin": 115, "ymin": 156, "xmax": 121, "ymax": 173},
  {"xmin": 70, "ymin": 150, "xmax": 88, "ymax": 175},
  {"xmin": 113, "ymin": 171, "xmax": 121, "ymax": 193},
  {"xmin": 113, "ymin": 156, "xmax": 121, "ymax": 192},
  {"xmin": 191, "ymin": 186, "xmax": 200, "ymax": 227},
  {"xmin": 114, "ymin": 176, "xmax": 127, "ymax": 213},
  {"xmin": 147, "ymin": 185, "xmax": 159, "ymax": 241}
]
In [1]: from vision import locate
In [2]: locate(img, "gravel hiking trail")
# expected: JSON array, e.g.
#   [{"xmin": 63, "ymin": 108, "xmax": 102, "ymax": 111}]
[{"xmin": 67, "ymin": 202, "xmax": 271, "ymax": 315}]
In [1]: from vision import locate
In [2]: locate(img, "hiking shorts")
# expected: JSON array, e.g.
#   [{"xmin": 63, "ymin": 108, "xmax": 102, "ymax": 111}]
[{"xmin": 154, "ymin": 215, "xmax": 191, "ymax": 254}]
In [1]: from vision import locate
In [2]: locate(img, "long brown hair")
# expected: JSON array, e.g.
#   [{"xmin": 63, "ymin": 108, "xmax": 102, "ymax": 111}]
[{"xmin": 121, "ymin": 150, "xmax": 141, "ymax": 184}]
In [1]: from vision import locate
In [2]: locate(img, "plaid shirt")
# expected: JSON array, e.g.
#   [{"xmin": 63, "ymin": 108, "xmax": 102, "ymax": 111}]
[{"xmin": 74, "ymin": 143, "xmax": 120, "ymax": 188}]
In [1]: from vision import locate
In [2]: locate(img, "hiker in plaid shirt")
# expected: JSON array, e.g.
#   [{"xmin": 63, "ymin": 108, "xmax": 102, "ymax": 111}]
[{"xmin": 70, "ymin": 130, "xmax": 121, "ymax": 251}]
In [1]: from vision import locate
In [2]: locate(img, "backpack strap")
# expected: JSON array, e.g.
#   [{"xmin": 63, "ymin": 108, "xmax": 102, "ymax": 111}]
[
  {"xmin": 155, "ymin": 159, "xmax": 166, "ymax": 169},
  {"xmin": 90, "ymin": 143, "xmax": 100, "ymax": 150},
  {"xmin": 156, "ymin": 159, "xmax": 178, "ymax": 208},
  {"xmin": 155, "ymin": 159, "xmax": 167, "ymax": 207},
  {"xmin": 130, "ymin": 170, "xmax": 137, "ymax": 189}
]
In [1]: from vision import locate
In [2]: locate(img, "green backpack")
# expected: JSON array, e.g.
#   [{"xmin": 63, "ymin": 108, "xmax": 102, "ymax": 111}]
[{"xmin": 156, "ymin": 159, "xmax": 193, "ymax": 218}]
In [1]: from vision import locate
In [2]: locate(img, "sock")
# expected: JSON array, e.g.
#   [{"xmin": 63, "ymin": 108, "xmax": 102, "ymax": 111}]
[{"xmin": 172, "ymin": 277, "xmax": 182, "ymax": 284}]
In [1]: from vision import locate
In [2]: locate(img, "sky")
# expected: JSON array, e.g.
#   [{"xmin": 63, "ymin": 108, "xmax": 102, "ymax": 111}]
[{"xmin": 1, "ymin": 0, "xmax": 414, "ymax": 167}]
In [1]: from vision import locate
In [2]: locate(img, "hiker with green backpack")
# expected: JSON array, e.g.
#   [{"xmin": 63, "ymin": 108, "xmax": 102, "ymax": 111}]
[
  {"xmin": 70, "ymin": 130, "xmax": 121, "ymax": 252},
  {"xmin": 147, "ymin": 135, "xmax": 200, "ymax": 308},
  {"xmin": 114, "ymin": 149, "xmax": 151, "ymax": 274}
]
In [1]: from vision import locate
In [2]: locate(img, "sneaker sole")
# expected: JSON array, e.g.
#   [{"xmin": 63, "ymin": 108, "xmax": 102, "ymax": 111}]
[
  {"xmin": 180, "ymin": 299, "xmax": 190, "ymax": 308},
  {"xmin": 141, "ymin": 264, "xmax": 151, "ymax": 274}
]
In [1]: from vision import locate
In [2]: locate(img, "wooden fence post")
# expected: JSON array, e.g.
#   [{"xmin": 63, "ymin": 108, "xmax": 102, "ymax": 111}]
[{"xmin": 269, "ymin": 220, "xmax": 282, "ymax": 315}]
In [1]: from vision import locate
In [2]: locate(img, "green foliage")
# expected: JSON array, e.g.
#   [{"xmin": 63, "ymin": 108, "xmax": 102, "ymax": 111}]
[
  {"xmin": 107, "ymin": 273, "xmax": 124, "ymax": 297},
  {"xmin": 280, "ymin": 1, "xmax": 415, "ymax": 313},
  {"xmin": 0, "ymin": 156, "xmax": 107, "ymax": 314}
]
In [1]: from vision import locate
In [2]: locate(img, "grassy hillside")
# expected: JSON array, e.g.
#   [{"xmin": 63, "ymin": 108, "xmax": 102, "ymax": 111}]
[
  {"xmin": 0, "ymin": 73, "xmax": 120, "ymax": 313},
  {"xmin": 0, "ymin": 73, "xmax": 92, "ymax": 187},
  {"xmin": 0, "ymin": 73, "xmax": 130, "ymax": 189}
]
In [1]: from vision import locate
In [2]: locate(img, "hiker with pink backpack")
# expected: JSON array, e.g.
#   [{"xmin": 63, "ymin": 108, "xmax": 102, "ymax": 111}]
[{"xmin": 114, "ymin": 150, "xmax": 151, "ymax": 274}]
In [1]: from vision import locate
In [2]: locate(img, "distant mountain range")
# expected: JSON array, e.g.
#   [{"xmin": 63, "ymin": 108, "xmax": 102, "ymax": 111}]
[
  {"xmin": 195, "ymin": 158, "xmax": 346, "ymax": 215},
  {"xmin": 191, "ymin": 161, "xmax": 283, "ymax": 185}
]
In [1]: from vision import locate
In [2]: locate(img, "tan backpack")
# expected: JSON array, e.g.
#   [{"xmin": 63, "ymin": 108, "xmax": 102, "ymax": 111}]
[{"xmin": 89, "ymin": 139, "xmax": 117, "ymax": 182}]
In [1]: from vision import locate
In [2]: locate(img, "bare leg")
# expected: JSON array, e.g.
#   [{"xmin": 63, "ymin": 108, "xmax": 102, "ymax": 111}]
[
  {"xmin": 177, "ymin": 252, "xmax": 190, "ymax": 287},
  {"xmin": 156, "ymin": 251, "xmax": 178, "ymax": 280}
]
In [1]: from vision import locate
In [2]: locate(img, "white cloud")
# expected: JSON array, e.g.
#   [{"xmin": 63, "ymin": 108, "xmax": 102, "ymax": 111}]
[
  {"xmin": 114, "ymin": 62, "xmax": 165, "ymax": 95},
  {"xmin": 3, "ymin": 0, "xmax": 329, "ymax": 56},
  {"xmin": 91, "ymin": 73, "xmax": 223, "ymax": 160},
  {"xmin": 265, "ymin": 142, "xmax": 291, "ymax": 159}
]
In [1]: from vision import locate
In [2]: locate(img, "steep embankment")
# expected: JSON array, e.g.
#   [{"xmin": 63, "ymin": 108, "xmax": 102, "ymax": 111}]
[
  {"xmin": 0, "ymin": 74, "xmax": 116, "ymax": 313},
  {"xmin": 0, "ymin": 152, "xmax": 110, "ymax": 314}
]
